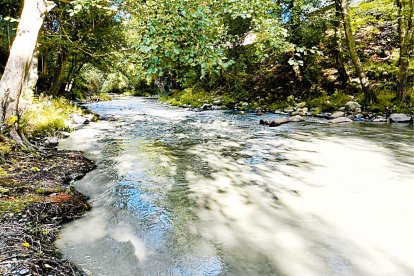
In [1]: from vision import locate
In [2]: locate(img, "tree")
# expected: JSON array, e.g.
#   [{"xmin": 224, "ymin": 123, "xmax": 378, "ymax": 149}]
[
  {"xmin": 335, "ymin": 0, "xmax": 376, "ymax": 103},
  {"xmin": 396, "ymin": 0, "xmax": 414, "ymax": 102},
  {"xmin": 128, "ymin": 0, "xmax": 288, "ymax": 92},
  {"xmin": 0, "ymin": 0, "xmax": 54, "ymax": 146},
  {"xmin": 36, "ymin": 0, "xmax": 127, "ymax": 97}
]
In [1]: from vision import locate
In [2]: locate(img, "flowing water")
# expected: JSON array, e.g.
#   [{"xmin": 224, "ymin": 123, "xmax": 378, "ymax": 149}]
[{"xmin": 57, "ymin": 97, "xmax": 414, "ymax": 276}]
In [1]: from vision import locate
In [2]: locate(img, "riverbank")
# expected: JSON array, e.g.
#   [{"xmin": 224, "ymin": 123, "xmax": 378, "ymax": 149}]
[
  {"xmin": 0, "ymin": 97, "xmax": 97, "ymax": 275},
  {"xmin": 158, "ymin": 89, "xmax": 413, "ymax": 124},
  {"xmin": 0, "ymin": 148, "xmax": 95, "ymax": 275}
]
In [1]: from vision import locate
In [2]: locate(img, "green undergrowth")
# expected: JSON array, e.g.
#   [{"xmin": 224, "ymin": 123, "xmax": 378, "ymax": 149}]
[
  {"xmin": 21, "ymin": 95, "xmax": 82, "ymax": 137},
  {"xmin": 351, "ymin": 0, "xmax": 397, "ymax": 30}
]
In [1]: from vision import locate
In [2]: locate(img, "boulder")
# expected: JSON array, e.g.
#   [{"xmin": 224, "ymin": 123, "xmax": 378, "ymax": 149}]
[
  {"xmin": 290, "ymin": 115, "xmax": 304, "ymax": 122},
  {"xmin": 330, "ymin": 111, "xmax": 345, "ymax": 119},
  {"xmin": 330, "ymin": 117, "xmax": 353, "ymax": 124},
  {"xmin": 345, "ymin": 101, "xmax": 361, "ymax": 112},
  {"xmin": 201, "ymin": 103, "xmax": 213, "ymax": 111},
  {"xmin": 296, "ymin": 107, "xmax": 308, "ymax": 115},
  {"xmin": 284, "ymin": 107, "xmax": 295, "ymax": 113},
  {"xmin": 389, "ymin": 113, "xmax": 412, "ymax": 123}
]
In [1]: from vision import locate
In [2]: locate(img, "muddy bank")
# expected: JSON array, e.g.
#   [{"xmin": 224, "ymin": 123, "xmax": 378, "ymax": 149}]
[{"xmin": 0, "ymin": 150, "xmax": 95, "ymax": 275}]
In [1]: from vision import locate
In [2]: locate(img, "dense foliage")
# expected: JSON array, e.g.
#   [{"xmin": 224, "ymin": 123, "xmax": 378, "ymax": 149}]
[{"xmin": 0, "ymin": 0, "xmax": 413, "ymax": 116}]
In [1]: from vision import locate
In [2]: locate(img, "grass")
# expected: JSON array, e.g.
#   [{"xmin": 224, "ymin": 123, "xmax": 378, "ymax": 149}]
[{"xmin": 20, "ymin": 95, "xmax": 82, "ymax": 137}]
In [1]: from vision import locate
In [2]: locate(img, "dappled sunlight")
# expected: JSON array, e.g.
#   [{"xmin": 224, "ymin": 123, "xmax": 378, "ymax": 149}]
[{"xmin": 184, "ymin": 133, "xmax": 414, "ymax": 275}]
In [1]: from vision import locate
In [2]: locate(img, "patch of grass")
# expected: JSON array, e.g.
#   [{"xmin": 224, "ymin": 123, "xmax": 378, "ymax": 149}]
[
  {"xmin": 0, "ymin": 196, "xmax": 37, "ymax": 216},
  {"xmin": 21, "ymin": 95, "xmax": 81, "ymax": 137}
]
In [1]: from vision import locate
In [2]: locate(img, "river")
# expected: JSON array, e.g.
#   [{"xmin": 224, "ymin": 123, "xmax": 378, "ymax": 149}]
[{"xmin": 57, "ymin": 96, "xmax": 414, "ymax": 276}]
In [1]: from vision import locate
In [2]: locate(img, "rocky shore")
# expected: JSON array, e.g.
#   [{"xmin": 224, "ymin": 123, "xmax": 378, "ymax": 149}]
[{"xmin": 259, "ymin": 100, "xmax": 412, "ymax": 127}]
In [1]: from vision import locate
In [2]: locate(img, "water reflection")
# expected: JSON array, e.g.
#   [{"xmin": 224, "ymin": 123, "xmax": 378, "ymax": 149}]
[{"xmin": 57, "ymin": 97, "xmax": 414, "ymax": 276}]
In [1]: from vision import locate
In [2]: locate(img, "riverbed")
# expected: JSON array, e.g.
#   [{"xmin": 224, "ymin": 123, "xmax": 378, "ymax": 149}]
[{"xmin": 57, "ymin": 96, "xmax": 414, "ymax": 276}]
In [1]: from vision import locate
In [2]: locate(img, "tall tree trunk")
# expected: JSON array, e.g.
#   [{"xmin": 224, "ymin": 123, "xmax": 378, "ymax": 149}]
[
  {"xmin": 336, "ymin": 0, "xmax": 376, "ymax": 103},
  {"xmin": 396, "ymin": 0, "xmax": 414, "ymax": 102},
  {"xmin": 334, "ymin": 4, "xmax": 349, "ymax": 89},
  {"xmin": 0, "ymin": 0, "xmax": 54, "ymax": 124}
]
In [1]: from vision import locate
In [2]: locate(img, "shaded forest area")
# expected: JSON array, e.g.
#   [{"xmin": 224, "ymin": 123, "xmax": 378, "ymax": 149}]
[{"xmin": 0, "ymin": 0, "xmax": 412, "ymax": 142}]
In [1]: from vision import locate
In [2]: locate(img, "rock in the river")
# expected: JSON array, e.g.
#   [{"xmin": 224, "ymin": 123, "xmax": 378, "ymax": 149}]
[
  {"xmin": 345, "ymin": 101, "xmax": 361, "ymax": 112},
  {"xmin": 389, "ymin": 113, "xmax": 412, "ymax": 123},
  {"xmin": 269, "ymin": 117, "xmax": 290, "ymax": 127},
  {"xmin": 201, "ymin": 103, "xmax": 213, "ymax": 111},
  {"xmin": 330, "ymin": 111, "xmax": 345, "ymax": 119},
  {"xmin": 259, "ymin": 119, "xmax": 269, "ymax": 125},
  {"xmin": 290, "ymin": 115, "xmax": 304, "ymax": 122},
  {"xmin": 330, "ymin": 117, "xmax": 353, "ymax": 124}
]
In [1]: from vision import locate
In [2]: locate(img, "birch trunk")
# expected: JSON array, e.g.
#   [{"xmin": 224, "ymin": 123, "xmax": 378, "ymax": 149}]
[{"xmin": 0, "ymin": 0, "xmax": 54, "ymax": 124}]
